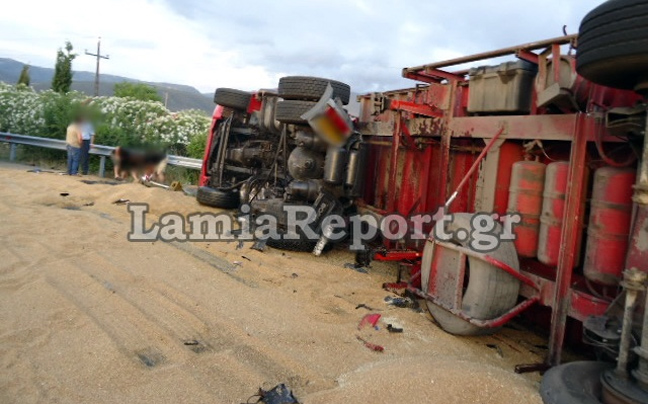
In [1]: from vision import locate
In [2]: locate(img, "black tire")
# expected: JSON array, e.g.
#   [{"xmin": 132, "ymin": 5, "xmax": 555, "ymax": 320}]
[
  {"xmin": 275, "ymin": 100, "xmax": 317, "ymax": 125},
  {"xmin": 540, "ymin": 361, "xmax": 612, "ymax": 404},
  {"xmin": 577, "ymin": 0, "xmax": 648, "ymax": 89},
  {"xmin": 196, "ymin": 186, "xmax": 240, "ymax": 209},
  {"xmin": 278, "ymin": 76, "xmax": 351, "ymax": 105},
  {"xmin": 213, "ymin": 88, "xmax": 252, "ymax": 110},
  {"xmin": 420, "ymin": 213, "xmax": 520, "ymax": 336}
]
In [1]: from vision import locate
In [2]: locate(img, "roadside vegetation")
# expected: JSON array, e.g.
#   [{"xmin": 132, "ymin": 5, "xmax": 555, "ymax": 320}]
[{"xmin": 0, "ymin": 41, "xmax": 211, "ymax": 183}]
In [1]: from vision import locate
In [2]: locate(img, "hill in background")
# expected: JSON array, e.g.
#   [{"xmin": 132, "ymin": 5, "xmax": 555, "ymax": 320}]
[{"xmin": 0, "ymin": 58, "xmax": 215, "ymax": 114}]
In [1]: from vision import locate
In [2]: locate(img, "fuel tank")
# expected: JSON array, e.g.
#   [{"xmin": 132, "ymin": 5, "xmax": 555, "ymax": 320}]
[
  {"xmin": 507, "ymin": 161, "xmax": 546, "ymax": 258},
  {"xmin": 584, "ymin": 167, "xmax": 636, "ymax": 285}
]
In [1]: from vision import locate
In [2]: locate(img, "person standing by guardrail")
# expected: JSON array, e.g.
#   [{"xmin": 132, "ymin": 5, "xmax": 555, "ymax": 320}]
[
  {"xmin": 79, "ymin": 116, "xmax": 95, "ymax": 175},
  {"xmin": 65, "ymin": 116, "xmax": 83, "ymax": 175}
]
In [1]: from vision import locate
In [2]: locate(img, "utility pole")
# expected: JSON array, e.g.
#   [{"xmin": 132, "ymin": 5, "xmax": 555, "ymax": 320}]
[{"xmin": 85, "ymin": 37, "xmax": 109, "ymax": 97}]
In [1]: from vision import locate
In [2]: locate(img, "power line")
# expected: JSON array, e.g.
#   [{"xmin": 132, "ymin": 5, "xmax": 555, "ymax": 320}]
[{"xmin": 85, "ymin": 37, "xmax": 109, "ymax": 96}]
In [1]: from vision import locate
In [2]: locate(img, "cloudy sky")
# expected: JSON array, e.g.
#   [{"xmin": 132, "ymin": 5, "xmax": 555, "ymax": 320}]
[{"xmin": 0, "ymin": 0, "xmax": 604, "ymax": 94}]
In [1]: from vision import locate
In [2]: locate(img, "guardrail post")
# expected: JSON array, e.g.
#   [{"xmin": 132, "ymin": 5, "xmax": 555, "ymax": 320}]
[
  {"xmin": 99, "ymin": 156, "xmax": 106, "ymax": 178},
  {"xmin": 9, "ymin": 144, "xmax": 16, "ymax": 162}
]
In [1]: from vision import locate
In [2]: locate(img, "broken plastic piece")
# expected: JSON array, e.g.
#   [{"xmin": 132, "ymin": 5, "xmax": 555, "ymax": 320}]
[
  {"xmin": 251, "ymin": 239, "xmax": 267, "ymax": 252},
  {"xmin": 356, "ymin": 336, "xmax": 384, "ymax": 352},
  {"xmin": 248, "ymin": 383, "xmax": 300, "ymax": 404},
  {"xmin": 358, "ymin": 313, "xmax": 381, "ymax": 330}
]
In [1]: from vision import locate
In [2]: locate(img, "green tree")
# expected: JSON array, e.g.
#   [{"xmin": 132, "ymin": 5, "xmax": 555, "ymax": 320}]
[
  {"xmin": 51, "ymin": 42, "xmax": 76, "ymax": 93},
  {"xmin": 113, "ymin": 82, "xmax": 162, "ymax": 102},
  {"xmin": 17, "ymin": 64, "xmax": 30, "ymax": 86}
]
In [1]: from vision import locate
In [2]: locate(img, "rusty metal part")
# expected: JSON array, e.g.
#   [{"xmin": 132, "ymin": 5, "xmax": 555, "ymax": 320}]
[
  {"xmin": 416, "ymin": 240, "xmax": 539, "ymax": 329},
  {"xmin": 546, "ymin": 114, "xmax": 589, "ymax": 367},
  {"xmin": 602, "ymin": 370, "xmax": 648, "ymax": 404},
  {"xmin": 403, "ymin": 34, "xmax": 577, "ymax": 77},
  {"xmin": 626, "ymin": 113, "xmax": 648, "ymax": 273},
  {"xmin": 617, "ymin": 269, "xmax": 647, "ymax": 378},
  {"xmin": 632, "ymin": 270, "xmax": 648, "ymax": 389},
  {"xmin": 444, "ymin": 127, "xmax": 504, "ymax": 209}
]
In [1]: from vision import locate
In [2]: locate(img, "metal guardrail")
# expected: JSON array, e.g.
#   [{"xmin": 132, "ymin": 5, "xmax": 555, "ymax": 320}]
[{"xmin": 0, "ymin": 132, "xmax": 203, "ymax": 177}]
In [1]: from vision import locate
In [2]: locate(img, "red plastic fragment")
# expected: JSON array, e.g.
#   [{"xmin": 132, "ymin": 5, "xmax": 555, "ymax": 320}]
[
  {"xmin": 358, "ymin": 313, "xmax": 381, "ymax": 330},
  {"xmin": 356, "ymin": 336, "xmax": 384, "ymax": 352}
]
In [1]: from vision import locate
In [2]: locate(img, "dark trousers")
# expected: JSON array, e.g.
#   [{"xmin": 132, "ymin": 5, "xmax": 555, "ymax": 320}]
[{"xmin": 80, "ymin": 140, "xmax": 91, "ymax": 175}]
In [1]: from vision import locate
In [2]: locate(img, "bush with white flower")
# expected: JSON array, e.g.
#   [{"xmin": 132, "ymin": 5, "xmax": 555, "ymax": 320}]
[{"xmin": 0, "ymin": 83, "xmax": 210, "ymax": 157}]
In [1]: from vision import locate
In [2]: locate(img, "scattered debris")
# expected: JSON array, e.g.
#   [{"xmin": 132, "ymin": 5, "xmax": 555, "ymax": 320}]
[
  {"xmin": 169, "ymin": 181, "xmax": 183, "ymax": 192},
  {"xmin": 232, "ymin": 261, "xmax": 243, "ymax": 267},
  {"xmin": 243, "ymin": 384, "xmax": 300, "ymax": 404},
  {"xmin": 355, "ymin": 304, "xmax": 375, "ymax": 311},
  {"xmin": 112, "ymin": 198, "xmax": 130, "ymax": 205},
  {"xmin": 491, "ymin": 334, "xmax": 523, "ymax": 353},
  {"xmin": 27, "ymin": 168, "xmax": 55, "ymax": 174},
  {"xmin": 291, "ymin": 273, "xmax": 298, "ymax": 278},
  {"xmin": 182, "ymin": 185, "xmax": 198, "ymax": 197},
  {"xmin": 384, "ymin": 295, "xmax": 421, "ymax": 311},
  {"xmin": 387, "ymin": 324, "xmax": 403, "ymax": 333},
  {"xmin": 486, "ymin": 343, "xmax": 504, "ymax": 358},
  {"xmin": 83, "ymin": 202, "xmax": 95, "ymax": 207},
  {"xmin": 251, "ymin": 239, "xmax": 267, "ymax": 252},
  {"xmin": 183, "ymin": 340, "xmax": 199, "ymax": 346},
  {"xmin": 355, "ymin": 249, "xmax": 374, "ymax": 267},
  {"xmin": 241, "ymin": 256, "xmax": 251, "ymax": 261},
  {"xmin": 344, "ymin": 263, "xmax": 368, "ymax": 273},
  {"xmin": 60, "ymin": 192, "xmax": 69, "ymax": 197},
  {"xmin": 80, "ymin": 180, "xmax": 121, "ymax": 186},
  {"xmin": 358, "ymin": 313, "xmax": 381, "ymax": 330},
  {"xmin": 356, "ymin": 336, "xmax": 384, "ymax": 352}
]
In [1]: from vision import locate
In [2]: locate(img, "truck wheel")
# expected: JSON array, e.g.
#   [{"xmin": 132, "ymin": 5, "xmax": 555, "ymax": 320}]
[
  {"xmin": 196, "ymin": 186, "xmax": 240, "ymax": 209},
  {"xmin": 577, "ymin": 0, "xmax": 648, "ymax": 90},
  {"xmin": 420, "ymin": 213, "xmax": 520, "ymax": 336},
  {"xmin": 275, "ymin": 100, "xmax": 317, "ymax": 125},
  {"xmin": 540, "ymin": 361, "xmax": 612, "ymax": 404},
  {"xmin": 213, "ymin": 88, "xmax": 252, "ymax": 110},
  {"xmin": 278, "ymin": 76, "xmax": 351, "ymax": 105}
]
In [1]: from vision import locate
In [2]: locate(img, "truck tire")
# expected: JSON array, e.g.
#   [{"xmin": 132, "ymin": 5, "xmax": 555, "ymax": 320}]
[
  {"xmin": 196, "ymin": 186, "xmax": 240, "ymax": 209},
  {"xmin": 213, "ymin": 88, "xmax": 252, "ymax": 110},
  {"xmin": 420, "ymin": 213, "xmax": 520, "ymax": 336},
  {"xmin": 278, "ymin": 76, "xmax": 351, "ymax": 105},
  {"xmin": 577, "ymin": 0, "xmax": 648, "ymax": 89},
  {"xmin": 540, "ymin": 361, "xmax": 612, "ymax": 404},
  {"xmin": 275, "ymin": 100, "xmax": 317, "ymax": 125}
]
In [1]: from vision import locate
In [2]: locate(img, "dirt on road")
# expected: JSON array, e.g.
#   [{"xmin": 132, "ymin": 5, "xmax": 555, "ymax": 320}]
[{"xmin": 0, "ymin": 163, "xmax": 545, "ymax": 403}]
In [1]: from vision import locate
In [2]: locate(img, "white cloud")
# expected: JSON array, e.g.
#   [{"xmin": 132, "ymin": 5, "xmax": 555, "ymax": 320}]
[{"xmin": 0, "ymin": 0, "xmax": 606, "ymax": 93}]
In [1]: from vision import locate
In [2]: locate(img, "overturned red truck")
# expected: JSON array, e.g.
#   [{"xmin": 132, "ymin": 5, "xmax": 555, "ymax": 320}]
[{"xmin": 200, "ymin": 0, "xmax": 648, "ymax": 402}]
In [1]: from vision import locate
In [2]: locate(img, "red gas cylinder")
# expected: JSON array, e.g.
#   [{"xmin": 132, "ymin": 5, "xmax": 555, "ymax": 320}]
[
  {"xmin": 537, "ymin": 162, "xmax": 585, "ymax": 267},
  {"xmin": 584, "ymin": 167, "xmax": 636, "ymax": 285},
  {"xmin": 507, "ymin": 161, "xmax": 546, "ymax": 258}
]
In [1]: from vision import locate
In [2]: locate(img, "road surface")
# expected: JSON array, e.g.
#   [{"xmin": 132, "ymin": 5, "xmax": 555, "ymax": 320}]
[{"xmin": 0, "ymin": 162, "xmax": 544, "ymax": 403}]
